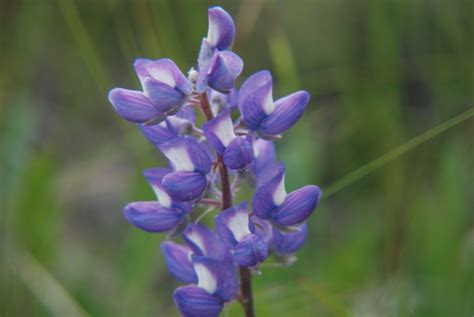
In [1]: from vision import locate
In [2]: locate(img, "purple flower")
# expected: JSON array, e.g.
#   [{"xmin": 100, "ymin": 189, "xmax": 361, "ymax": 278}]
[
  {"xmin": 109, "ymin": 58, "xmax": 192, "ymax": 124},
  {"xmin": 122, "ymin": 168, "xmax": 191, "ymax": 233},
  {"xmin": 108, "ymin": 89, "xmax": 161, "ymax": 124},
  {"xmin": 196, "ymin": 51, "xmax": 243, "ymax": 93},
  {"xmin": 206, "ymin": 7, "xmax": 235, "ymax": 51},
  {"xmin": 173, "ymin": 285, "xmax": 223, "ymax": 317},
  {"xmin": 159, "ymin": 136, "xmax": 212, "ymax": 202},
  {"xmin": 215, "ymin": 202, "xmax": 268, "ymax": 266},
  {"xmin": 135, "ymin": 58, "xmax": 192, "ymax": 114},
  {"xmin": 252, "ymin": 163, "xmax": 321, "ymax": 226},
  {"xmin": 195, "ymin": 7, "xmax": 242, "ymax": 94},
  {"xmin": 238, "ymin": 70, "xmax": 310, "ymax": 136},
  {"xmin": 202, "ymin": 108, "xmax": 253, "ymax": 169},
  {"xmin": 107, "ymin": 6, "xmax": 322, "ymax": 317},
  {"xmin": 161, "ymin": 241, "xmax": 197, "ymax": 283},
  {"xmin": 173, "ymin": 224, "xmax": 239, "ymax": 316}
]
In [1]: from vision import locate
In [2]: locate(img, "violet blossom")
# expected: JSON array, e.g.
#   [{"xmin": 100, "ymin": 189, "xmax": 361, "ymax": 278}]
[{"xmin": 108, "ymin": 6, "xmax": 320, "ymax": 317}]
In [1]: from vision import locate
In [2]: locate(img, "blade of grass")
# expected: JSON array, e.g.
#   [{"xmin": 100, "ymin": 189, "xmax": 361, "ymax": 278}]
[
  {"xmin": 12, "ymin": 249, "xmax": 90, "ymax": 317},
  {"xmin": 57, "ymin": 0, "xmax": 111, "ymax": 93},
  {"xmin": 323, "ymin": 106, "xmax": 474, "ymax": 198}
]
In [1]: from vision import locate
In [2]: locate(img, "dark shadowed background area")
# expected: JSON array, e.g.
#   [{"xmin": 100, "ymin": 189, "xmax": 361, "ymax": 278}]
[{"xmin": 1, "ymin": 0, "xmax": 473, "ymax": 316}]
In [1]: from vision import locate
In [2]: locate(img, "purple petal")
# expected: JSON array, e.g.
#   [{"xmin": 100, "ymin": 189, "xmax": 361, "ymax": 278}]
[
  {"xmin": 238, "ymin": 72, "xmax": 274, "ymax": 130},
  {"xmin": 173, "ymin": 285, "xmax": 223, "ymax": 317},
  {"xmin": 260, "ymin": 91, "xmax": 310, "ymax": 136},
  {"xmin": 185, "ymin": 138, "xmax": 213, "ymax": 174},
  {"xmin": 251, "ymin": 139, "xmax": 277, "ymax": 180},
  {"xmin": 162, "ymin": 171, "xmax": 207, "ymax": 202},
  {"xmin": 183, "ymin": 224, "xmax": 229, "ymax": 260},
  {"xmin": 238, "ymin": 70, "xmax": 272, "ymax": 110},
  {"xmin": 272, "ymin": 223, "xmax": 308, "ymax": 254},
  {"xmin": 142, "ymin": 167, "xmax": 172, "ymax": 202},
  {"xmin": 143, "ymin": 167, "xmax": 172, "ymax": 191},
  {"xmin": 215, "ymin": 202, "xmax": 251, "ymax": 247},
  {"xmin": 251, "ymin": 217, "xmax": 274, "ymax": 245},
  {"xmin": 198, "ymin": 39, "xmax": 214, "ymax": 71},
  {"xmin": 108, "ymin": 88, "xmax": 161, "ymax": 123},
  {"xmin": 123, "ymin": 201, "xmax": 185, "ymax": 233},
  {"xmin": 252, "ymin": 163, "xmax": 286, "ymax": 219},
  {"xmin": 193, "ymin": 255, "xmax": 238, "ymax": 302},
  {"xmin": 207, "ymin": 7, "xmax": 235, "ymax": 50},
  {"xmin": 161, "ymin": 241, "xmax": 197, "ymax": 283},
  {"xmin": 133, "ymin": 58, "xmax": 152, "ymax": 84},
  {"xmin": 233, "ymin": 234, "xmax": 269, "ymax": 267},
  {"xmin": 143, "ymin": 77, "xmax": 186, "ymax": 114},
  {"xmin": 145, "ymin": 58, "xmax": 192, "ymax": 95},
  {"xmin": 223, "ymin": 137, "xmax": 254, "ymax": 170},
  {"xmin": 271, "ymin": 185, "xmax": 321, "ymax": 226},
  {"xmin": 138, "ymin": 120, "xmax": 177, "ymax": 146},
  {"xmin": 207, "ymin": 51, "xmax": 243, "ymax": 93},
  {"xmin": 159, "ymin": 137, "xmax": 212, "ymax": 174},
  {"xmin": 202, "ymin": 108, "xmax": 236, "ymax": 155}
]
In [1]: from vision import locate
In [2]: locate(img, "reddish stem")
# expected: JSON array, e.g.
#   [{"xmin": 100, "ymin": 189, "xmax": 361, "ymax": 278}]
[{"xmin": 199, "ymin": 92, "xmax": 255, "ymax": 317}]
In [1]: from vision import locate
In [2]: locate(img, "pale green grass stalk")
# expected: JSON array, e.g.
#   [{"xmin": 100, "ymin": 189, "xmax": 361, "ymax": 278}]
[{"xmin": 323, "ymin": 106, "xmax": 474, "ymax": 198}]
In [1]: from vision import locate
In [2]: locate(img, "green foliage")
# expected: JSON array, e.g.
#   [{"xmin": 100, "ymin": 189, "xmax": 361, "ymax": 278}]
[{"xmin": 1, "ymin": 0, "xmax": 473, "ymax": 316}]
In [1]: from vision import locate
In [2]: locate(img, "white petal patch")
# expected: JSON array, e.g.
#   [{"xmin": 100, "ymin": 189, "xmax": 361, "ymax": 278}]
[
  {"xmin": 162, "ymin": 146, "xmax": 194, "ymax": 172},
  {"xmin": 207, "ymin": 20, "xmax": 220, "ymax": 48},
  {"xmin": 262, "ymin": 87, "xmax": 275, "ymax": 115},
  {"xmin": 272, "ymin": 175, "xmax": 287, "ymax": 206},
  {"xmin": 195, "ymin": 263, "xmax": 217, "ymax": 294},
  {"xmin": 147, "ymin": 65, "xmax": 176, "ymax": 88},
  {"xmin": 228, "ymin": 212, "xmax": 251, "ymax": 241},
  {"xmin": 187, "ymin": 231, "xmax": 206, "ymax": 253},
  {"xmin": 213, "ymin": 114, "xmax": 236, "ymax": 147},
  {"xmin": 253, "ymin": 141, "xmax": 261, "ymax": 158},
  {"xmin": 153, "ymin": 186, "xmax": 172, "ymax": 208}
]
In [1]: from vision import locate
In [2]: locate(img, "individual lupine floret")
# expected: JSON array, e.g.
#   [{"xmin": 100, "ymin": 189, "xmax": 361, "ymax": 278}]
[
  {"xmin": 182, "ymin": 224, "xmax": 238, "ymax": 300},
  {"xmin": 109, "ymin": 58, "xmax": 192, "ymax": 124},
  {"xmin": 202, "ymin": 108, "xmax": 253, "ymax": 170},
  {"xmin": 252, "ymin": 163, "xmax": 321, "ymax": 226},
  {"xmin": 135, "ymin": 58, "xmax": 193, "ymax": 117},
  {"xmin": 123, "ymin": 168, "xmax": 191, "ymax": 233},
  {"xmin": 238, "ymin": 70, "xmax": 310, "ymax": 137},
  {"xmin": 173, "ymin": 224, "xmax": 239, "ymax": 317},
  {"xmin": 159, "ymin": 136, "xmax": 212, "ymax": 202},
  {"xmin": 196, "ymin": 50, "xmax": 243, "ymax": 93},
  {"xmin": 215, "ymin": 202, "xmax": 268, "ymax": 267},
  {"xmin": 196, "ymin": 7, "xmax": 243, "ymax": 93}
]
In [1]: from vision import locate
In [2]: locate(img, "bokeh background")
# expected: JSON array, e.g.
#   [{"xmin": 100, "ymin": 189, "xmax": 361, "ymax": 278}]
[{"xmin": 1, "ymin": 0, "xmax": 473, "ymax": 316}]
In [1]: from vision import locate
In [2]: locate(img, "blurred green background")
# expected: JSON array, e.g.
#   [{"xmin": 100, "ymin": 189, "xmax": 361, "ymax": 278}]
[{"xmin": 1, "ymin": 0, "xmax": 473, "ymax": 316}]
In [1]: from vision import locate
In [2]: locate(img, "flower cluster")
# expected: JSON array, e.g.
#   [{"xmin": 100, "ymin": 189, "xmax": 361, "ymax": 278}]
[{"xmin": 108, "ymin": 7, "xmax": 321, "ymax": 317}]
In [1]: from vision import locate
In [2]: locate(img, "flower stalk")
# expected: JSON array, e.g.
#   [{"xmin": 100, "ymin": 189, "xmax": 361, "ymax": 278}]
[{"xmin": 200, "ymin": 91, "xmax": 255, "ymax": 317}]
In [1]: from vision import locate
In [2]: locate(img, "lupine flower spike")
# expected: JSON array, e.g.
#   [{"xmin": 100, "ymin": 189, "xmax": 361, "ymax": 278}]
[{"xmin": 108, "ymin": 6, "xmax": 320, "ymax": 317}]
